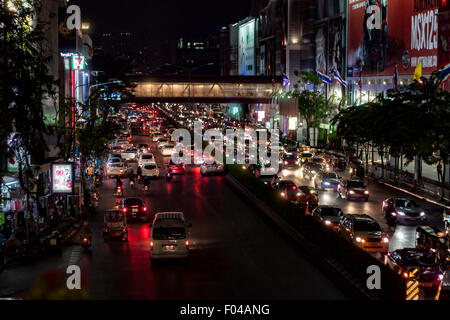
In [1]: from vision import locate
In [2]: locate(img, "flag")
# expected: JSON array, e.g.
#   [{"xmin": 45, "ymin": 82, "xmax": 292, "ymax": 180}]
[
  {"xmin": 333, "ymin": 69, "xmax": 347, "ymax": 87},
  {"xmin": 317, "ymin": 70, "xmax": 332, "ymax": 84},
  {"xmin": 393, "ymin": 64, "xmax": 399, "ymax": 92},
  {"xmin": 413, "ymin": 60, "xmax": 422, "ymax": 82},
  {"xmin": 282, "ymin": 73, "xmax": 290, "ymax": 87},
  {"xmin": 435, "ymin": 61, "xmax": 450, "ymax": 82}
]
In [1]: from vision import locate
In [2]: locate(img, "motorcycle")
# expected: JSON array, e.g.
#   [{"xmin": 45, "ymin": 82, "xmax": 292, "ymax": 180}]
[
  {"xmin": 42, "ymin": 231, "xmax": 63, "ymax": 254},
  {"xmin": 166, "ymin": 171, "xmax": 173, "ymax": 182},
  {"xmin": 130, "ymin": 180, "xmax": 135, "ymax": 189},
  {"xmin": 143, "ymin": 184, "xmax": 150, "ymax": 195},
  {"xmin": 114, "ymin": 185, "xmax": 124, "ymax": 197},
  {"xmin": 81, "ymin": 236, "xmax": 91, "ymax": 251}
]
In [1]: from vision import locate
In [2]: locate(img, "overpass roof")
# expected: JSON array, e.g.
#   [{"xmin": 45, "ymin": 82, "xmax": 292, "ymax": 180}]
[{"xmin": 128, "ymin": 74, "xmax": 283, "ymax": 84}]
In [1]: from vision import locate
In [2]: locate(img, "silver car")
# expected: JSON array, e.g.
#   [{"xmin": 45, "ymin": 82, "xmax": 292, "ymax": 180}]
[
  {"xmin": 106, "ymin": 162, "xmax": 132, "ymax": 178},
  {"xmin": 200, "ymin": 162, "xmax": 225, "ymax": 176}
]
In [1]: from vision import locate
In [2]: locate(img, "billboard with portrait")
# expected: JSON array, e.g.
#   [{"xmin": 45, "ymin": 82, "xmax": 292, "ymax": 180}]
[
  {"xmin": 347, "ymin": 0, "xmax": 439, "ymax": 77},
  {"xmin": 51, "ymin": 163, "xmax": 74, "ymax": 194},
  {"xmin": 238, "ymin": 19, "xmax": 256, "ymax": 76}
]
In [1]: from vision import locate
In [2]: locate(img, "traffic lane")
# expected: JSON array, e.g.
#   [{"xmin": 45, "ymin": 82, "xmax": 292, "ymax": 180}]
[
  {"xmin": 81, "ymin": 139, "xmax": 349, "ymax": 299},
  {"xmin": 278, "ymin": 168, "xmax": 443, "ymax": 251}
]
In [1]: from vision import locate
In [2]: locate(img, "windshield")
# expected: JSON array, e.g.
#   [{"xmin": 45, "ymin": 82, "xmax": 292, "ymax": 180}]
[
  {"xmin": 153, "ymin": 227, "xmax": 186, "ymax": 240},
  {"xmin": 107, "ymin": 212, "xmax": 124, "ymax": 222},
  {"xmin": 321, "ymin": 207, "xmax": 343, "ymax": 217},
  {"xmin": 142, "ymin": 155, "xmax": 153, "ymax": 160},
  {"xmin": 124, "ymin": 199, "xmax": 143, "ymax": 206},
  {"xmin": 347, "ymin": 181, "xmax": 365, "ymax": 188},
  {"xmin": 111, "ymin": 163, "xmax": 124, "ymax": 168},
  {"xmin": 144, "ymin": 165, "xmax": 157, "ymax": 170},
  {"xmin": 284, "ymin": 154, "xmax": 296, "ymax": 160},
  {"xmin": 323, "ymin": 173, "xmax": 339, "ymax": 179},
  {"xmin": 354, "ymin": 220, "xmax": 381, "ymax": 232}
]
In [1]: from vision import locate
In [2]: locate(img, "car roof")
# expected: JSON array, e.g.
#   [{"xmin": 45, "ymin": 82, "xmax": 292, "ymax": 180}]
[
  {"xmin": 347, "ymin": 214, "xmax": 375, "ymax": 222},
  {"xmin": 154, "ymin": 212, "xmax": 185, "ymax": 222}
]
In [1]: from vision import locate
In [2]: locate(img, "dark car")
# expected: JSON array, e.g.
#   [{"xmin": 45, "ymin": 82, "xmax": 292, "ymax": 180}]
[
  {"xmin": 273, "ymin": 180, "xmax": 300, "ymax": 202},
  {"xmin": 312, "ymin": 205, "xmax": 344, "ymax": 229},
  {"xmin": 382, "ymin": 198, "xmax": 426, "ymax": 225},
  {"xmin": 120, "ymin": 198, "xmax": 148, "ymax": 220},
  {"xmin": 282, "ymin": 153, "xmax": 299, "ymax": 168},
  {"xmin": 338, "ymin": 179, "xmax": 369, "ymax": 201},
  {"xmin": 297, "ymin": 186, "xmax": 319, "ymax": 210},
  {"xmin": 385, "ymin": 248, "xmax": 443, "ymax": 288},
  {"xmin": 302, "ymin": 162, "xmax": 324, "ymax": 179}
]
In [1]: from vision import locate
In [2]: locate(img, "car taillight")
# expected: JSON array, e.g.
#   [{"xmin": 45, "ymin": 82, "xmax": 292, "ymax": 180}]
[
  {"xmin": 122, "ymin": 208, "xmax": 127, "ymax": 213},
  {"xmin": 186, "ymin": 240, "xmax": 189, "ymax": 247},
  {"xmin": 120, "ymin": 169, "xmax": 124, "ymax": 173},
  {"xmin": 83, "ymin": 238, "xmax": 88, "ymax": 242},
  {"xmin": 150, "ymin": 241, "xmax": 154, "ymax": 247}
]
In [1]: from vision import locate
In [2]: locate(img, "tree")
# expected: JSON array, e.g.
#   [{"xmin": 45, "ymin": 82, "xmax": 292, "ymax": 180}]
[
  {"xmin": 288, "ymin": 71, "xmax": 336, "ymax": 145},
  {"xmin": 0, "ymin": 0, "xmax": 57, "ymax": 201}
]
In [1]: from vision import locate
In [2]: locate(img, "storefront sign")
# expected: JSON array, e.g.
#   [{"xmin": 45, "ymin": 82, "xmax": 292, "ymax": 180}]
[
  {"xmin": 288, "ymin": 117, "xmax": 297, "ymax": 131},
  {"xmin": 71, "ymin": 55, "xmax": 85, "ymax": 70},
  {"xmin": 348, "ymin": 0, "xmax": 439, "ymax": 76},
  {"xmin": 51, "ymin": 163, "xmax": 74, "ymax": 194}
]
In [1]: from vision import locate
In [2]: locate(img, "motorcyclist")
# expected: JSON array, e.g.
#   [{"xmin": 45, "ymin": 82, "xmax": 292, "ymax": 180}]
[
  {"xmin": 115, "ymin": 176, "xmax": 123, "ymax": 189},
  {"xmin": 142, "ymin": 175, "xmax": 151, "ymax": 190},
  {"xmin": 129, "ymin": 171, "xmax": 135, "ymax": 186},
  {"xmin": 136, "ymin": 166, "xmax": 142, "ymax": 181},
  {"xmin": 80, "ymin": 221, "xmax": 92, "ymax": 243}
]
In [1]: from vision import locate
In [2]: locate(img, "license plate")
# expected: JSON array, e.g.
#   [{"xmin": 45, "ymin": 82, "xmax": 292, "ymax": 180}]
[
  {"xmin": 132, "ymin": 208, "xmax": 138, "ymax": 213},
  {"xmin": 112, "ymin": 232, "xmax": 122, "ymax": 236},
  {"xmin": 50, "ymin": 239, "xmax": 57, "ymax": 245},
  {"xmin": 164, "ymin": 245, "xmax": 175, "ymax": 251},
  {"xmin": 422, "ymin": 282, "xmax": 433, "ymax": 287}
]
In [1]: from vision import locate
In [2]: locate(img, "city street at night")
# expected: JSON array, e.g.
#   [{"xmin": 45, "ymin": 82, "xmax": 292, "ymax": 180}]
[{"xmin": 1, "ymin": 0, "xmax": 450, "ymax": 314}]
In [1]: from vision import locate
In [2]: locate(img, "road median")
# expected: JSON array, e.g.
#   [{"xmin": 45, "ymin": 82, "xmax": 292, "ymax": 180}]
[{"xmin": 224, "ymin": 164, "xmax": 406, "ymax": 300}]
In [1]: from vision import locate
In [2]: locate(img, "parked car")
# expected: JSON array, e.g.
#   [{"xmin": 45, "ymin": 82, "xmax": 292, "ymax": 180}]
[
  {"xmin": 339, "ymin": 214, "xmax": 389, "ymax": 253},
  {"xmin": 338, "ymin": 179, "xmax": 369, "ymax": 201},
  {"xmin": 385, "ymin": 248, "xmax": 443, "ymax": 288},
  {"xmin": 382, "ymin": 197, "xmax": 426, "ymax": 225},
  {"xmin": 314, "ymin": 171, "xmax": 340, "ymax": 191},
  {"xmin": 311, "ymin": 205, "xmax": 343, "ymax": 229}
]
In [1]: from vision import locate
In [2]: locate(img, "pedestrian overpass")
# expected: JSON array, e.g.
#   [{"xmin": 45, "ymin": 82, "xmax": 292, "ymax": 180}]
[{"xmin": 126, "ymin": 75, "xmax": 283, "ymax": 104}]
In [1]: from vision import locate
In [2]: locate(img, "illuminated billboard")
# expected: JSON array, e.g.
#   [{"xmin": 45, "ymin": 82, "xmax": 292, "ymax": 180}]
[
  {"xmin": 238, "ymin": 19, "xmax": 255, "ymax": 76},
  {"xmin": 72, "ymin": 55, "xmax": 86, "ymax": 70},
  {"xmin": 51, "ymin": 163, "xmax": 74, "ymax": 194},
  {"xmin": 347, "ymin": 0, "xmax": 439, "ymax": 77}
]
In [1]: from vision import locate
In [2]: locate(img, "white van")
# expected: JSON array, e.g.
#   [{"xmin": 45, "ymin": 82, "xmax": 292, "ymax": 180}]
[{"xmin": 150, "ymin": 212, "xmax": 191, "ymax": 262}]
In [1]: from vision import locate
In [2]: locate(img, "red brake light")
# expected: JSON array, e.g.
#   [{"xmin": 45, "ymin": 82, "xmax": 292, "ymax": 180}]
[
  {"xmin": 143, "ymin": 207, "xmax": 147, "ymax": 212},
  {"xmin": 292, "ymin": 186, "xmax": 297, "ymax": 190},
  {"xmin": 186, "ymin": 240, "xmax": 189, "ymax": 247},
  {"xmin": 150, "ymin": 241, "xmax": 154, "ymax": 247},
  {"xmin": 83, "ymin": 238, "xmax": 88, "ymax": 242},
  {"xmin": 122, "ymin": 208, "xmax": 127, "ymax": 213}
]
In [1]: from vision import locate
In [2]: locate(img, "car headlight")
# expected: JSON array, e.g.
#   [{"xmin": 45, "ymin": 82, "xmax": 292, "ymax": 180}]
[
  {"xmin": 325, "ymin": 220, "xmax": 331, "ymax": 225},
  {"xmin": 383, "ymin": 237, "xmax": 389, "ymax": 243},
  {"xmin": 296, "ymin": 193, "xmax": 301, "ymax": 196},
  {"xmin": 280, "ymin": 192, "xmax": 285, "ymax": 197},
  {"xmin": 324, "ymin": 182, "xmax": 330, "ymax": 186},
  {"xmin": 364, "ymin": 190, "xmax": 369, "ymax": 194},
  {"xmin": 397, "ymin": 211, "xmax": 406, "ymax": 216},
  {"xmin": 349, "ymin": 190, "xmax": 355, "ymax": 195},
  {"xmin": 438, "ymin": 274, "xmax": 444, "ymax": 281},
  {"xmin": 311, "ymin": 171, "xmax": 316, "ymax": 174},
  {"xmin": 420, "ymin": 211, "xmax": 425, "ymax": 217},
  {"xmin": 356, "ymin": 237, "xmax": 364, "ymax": 243},
  {"xmin": 284, "ymin": 161, "xmax": 288, "ymax": 165}
]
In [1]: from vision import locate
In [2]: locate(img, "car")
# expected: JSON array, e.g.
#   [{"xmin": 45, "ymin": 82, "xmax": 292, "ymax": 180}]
[
  {"xmin": 106, "ymin": 157, "xmax": 122, "ymax": 168},
  {"xmin": 311, "ymin": 156, "xmax": 331, "ymax": 171},
  {"xmin": 339, "ymin": 214, "xmax": 389, "ymax": 253},
  {"xmin": 119, "ymin": 198, "xmax": 148, "ymax": 220},
  {"xmin": 312, "ymin": 205, "xmax": 344, "ymax": 229},
  {"xmin": 152, "ymin": 133, "xmax": 164, "ymax": 142},
  {"xmin": 299, "ymin": 151, "xmax": 314, "ymax": 164},
  {"xmin": 114, "ymin": 139, "xmax": 132, "ymax": 150},
  {"xmin": 273, "ymin": 180, "xmax": 300, "ymax": 202},
  {"xmin": 200, "ymin": 162, "xmax": 225, "ymax": 176},
  {"xmin": 385, "ymin": 248, "xmax": 443, "ymax": 288},
  {"xmin": 302, "ymin": 162, "xmax": 324, "ymax": 179},
  {"xmin": 285, "ymin": 146, "xmax": 300, "ymax": 156},
  {"xmin": 150, "ymin": 212, "xmax": 191, "ymax": 262},
  {"xmin": 161, "ymin": 144, "xmax": 176, "ymax": 157},
  {"xmin": 167, "ymin": 159, "xmax": 186, "ymax": 175},
  {"xmin": 138, "ymin": 153, "xmax": 155, "ymax": 167},
  {"xmin": 436, "ymin": 270, "xmax": 450, "ymax": 300},
  {"xmin": 110, "ymin": 145, "xmax": 123, "ymax": 153},
  {"xmin": 142, "ymin": 163, "xmax": 160, "ymax": 179},
  {"xmin": 382, "ymin": 198, "xmax": 426, "ymax": 225},
  {"xmin": 137, "ymin": 143, "xmax": 151, "ymax": 154},
  {"xmin": 121, "ymin": 148, "xmax": 138, "ymax": 162},
  {"xmin": 314, "ymin": 171, "xmax": 341, "ymax": 191},
  {"xmin": 282, "ymin": 153, "xmax": 299, "ymax": 168},
  {"xmin": 106, "ymin": 162, "xmax": 132, "ymax": 178},
  {"xmin": 338, "ymin": 179, "xmax": 369, "ymax": 201}
]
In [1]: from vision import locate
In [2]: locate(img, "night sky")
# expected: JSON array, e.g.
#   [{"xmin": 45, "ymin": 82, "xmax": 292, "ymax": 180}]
[{"xmin": 73, "ymin": 0, "xmax": 251, "ymax": 40}]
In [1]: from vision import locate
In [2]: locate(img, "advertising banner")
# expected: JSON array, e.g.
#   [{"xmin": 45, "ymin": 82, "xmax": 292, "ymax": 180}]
[
  {"xmin": 51, "ymin": 163, "xmax": 74, "ymax": 194},
  {"xmin": 348, "ymin": 0, "xmax": 440, "ymax": 77},
  {"xmin": 238, "ymin": 19, "xmax": 256, "ymax": 76}
]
